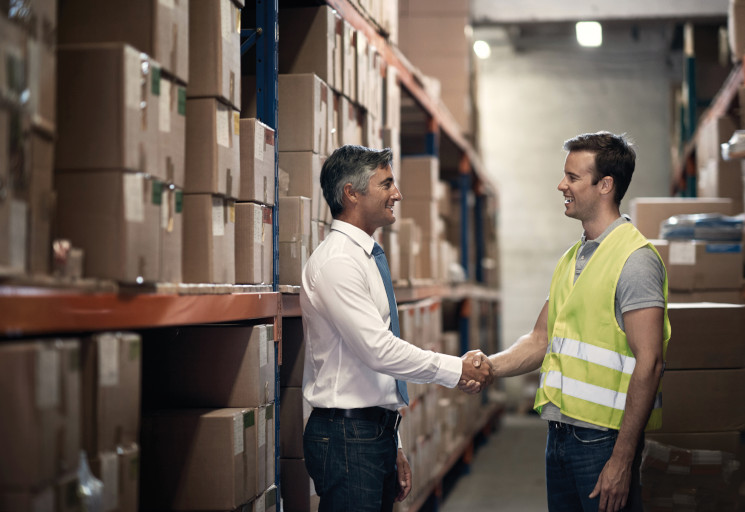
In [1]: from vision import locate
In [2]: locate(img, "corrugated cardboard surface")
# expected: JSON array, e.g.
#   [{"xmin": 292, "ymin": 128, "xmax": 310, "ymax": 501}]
[
  {"xmin": 56, "ymin": 44, "xmax": 160, "ymax": 177},
  {"xmin": 0, "ymin": 340, "xmax": 81, "ymax": 488},
  {"xmin": 182, "ymin": 194, "xmax": 236, "ymax": 284},
  {"xmin": 140, "ymin": 408, "xmax": 254, "ymax": 510},
  {"xmin": 188, "ymin": 0, "xmax": 241, "ymax": 109},
  {"xmin": 55, "ymin": 170, "xmax": 162, "ymax": 282},
  {"xmin": 400, "ymin": 156, "xmax": 439, "ymax": 201},
  {"xmin": 159, "ymin": 77, "xmax": 186, "ymax": 188},
  {"xmin": 239, "ymin": 119, "xmax": 275, "ymax": 204},
  {"xmin": 278, "ymin": 152, "xmax": 325, "ymax": 222},
  {"xmin": 659, "ymin": 369, "xmax": 745, "ymax": 433},
  {"xmin": 82, "ymin": 332, "xmax": 141, "ymax": 455},
  {"xmin": 185, "ymin": 98, "xmax": 240, "ymax": 197},
  {"xmin": 666, "ymin": 303, "xmax": 745, "ymax": 369},
  {"xmin": 58, "ymin": 0, "xmax": 188, "ymax": 83},
  {"xmin": 143, "ymin": 325, "xmax": 273, "ymax": 408},
  {"xmin": 235, "ymin": 202, "xmax": 265, "ymax": 284},
  {"xmin": 278, "ymin": 196, "xmax": 312, "ymax": 244},
  {"xmin": 279, "ymin": 240, "xmax": 308, "ymax": 286},
  {"xmin": 629, "ymin": 197, "xmax": 734, "ymax": 239},
  {"xmin": 160, "ymin": 186, "xmax": 183, "ymax": 283},
  {"xmin": 652, "ymin": 239, "xmax": 743, "ymax": 291},
  {"xmin": 278, "ymin": 74, "xmax": 328, "ymax": 154},
  {"xmin": 279, "ymin": 6, "xmax": 341, "ymax": 91}
]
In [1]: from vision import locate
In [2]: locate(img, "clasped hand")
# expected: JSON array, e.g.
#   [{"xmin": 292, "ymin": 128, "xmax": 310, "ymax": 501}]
[{"xmin": 458, "ymin": 350, "xmax": 494, "ymax": 394}]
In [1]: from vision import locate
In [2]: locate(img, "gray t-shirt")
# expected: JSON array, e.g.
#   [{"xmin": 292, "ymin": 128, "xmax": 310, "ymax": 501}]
[{"xmin": 541, "ymin": 216, "xmax": 665, "ymax": 429}]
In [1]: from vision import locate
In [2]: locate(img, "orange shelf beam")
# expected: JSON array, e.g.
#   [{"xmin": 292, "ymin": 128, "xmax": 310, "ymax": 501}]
[{"xmin": 0, "ymin": 290, "xmax": 280, "ymax": 337}]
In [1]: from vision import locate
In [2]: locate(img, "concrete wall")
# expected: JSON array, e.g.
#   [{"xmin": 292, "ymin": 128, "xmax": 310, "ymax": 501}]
[{"xmin": 475, "ymin": 23, "xmax": 676, "ymax": 405}]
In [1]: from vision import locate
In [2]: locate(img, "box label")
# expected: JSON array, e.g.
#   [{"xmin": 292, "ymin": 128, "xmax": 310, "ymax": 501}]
[
  {"xmin": 152, "ymin": 180, "xmax": 163, "ymax": 205},
  {"xmin": 233, "ymin": 412, "xmax": 244, "ymax": 456},
  {"xmin": 36, "ymin": 345, "xmax": 60, "ymax": 409},
  {"xmin": 125, "ymin": 52, "xmax": 140, "ymax": 111},
  {"xmin": 255, "ymin": 123, "xmax": 265, "ymax": 161},
  {"xmin": 221, "ymin": 0, "xmax": 232, "ymax": 38},
  {"xmin": 151, "ymin": 65, "xmax": 161, "ymax": 96},
  {"xmin": 669, "ymin": 241, "xmax": 696, "ymax": 265},
  {"xmin": 244, "ymin": 410, "xmax": 255, "ymax": 428},
  {"xmin": 98, "ymin": 333, "xmax": 120, "ymax": 387},
  {"xmin": 177, "ymin": 87, "xmax": 186, "ymax": 116},
  {"xmin": 217, "ymin": 102, "xmax": 230, "ymax": 148},
  {"xmin": 175, "ymin": 190, "xmax": 183, "ymax": 213},
  {"xmin": 259, "ymin": 327, "xmax": 268, "ymax": 368},
  {"xmin": 123, "ymin": 174, "xmax": 145, "ymax": 223},
  {"xmin": 159, "ymin": 0, "xmax": 175, "ymax": 9},
  {"xmin": 160, "ymin": 80, "xmax": 171, "ymax": 133},
  {"xmin": 212, "ymin": 197, "xmax": 225, "ymax": 236},
  {"xmin": 258, "ymin": 408, "xmax": 266, "ymax": 448}
]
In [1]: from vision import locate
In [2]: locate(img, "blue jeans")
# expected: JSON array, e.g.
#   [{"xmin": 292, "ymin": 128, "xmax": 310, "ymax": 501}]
[
  {"xmin": 545, "ymin": 421, "xmax": 643, "ymax": 512},
  {"xmin": 303, "ymin": 410, "xmax": 399, "ymax": 512}
]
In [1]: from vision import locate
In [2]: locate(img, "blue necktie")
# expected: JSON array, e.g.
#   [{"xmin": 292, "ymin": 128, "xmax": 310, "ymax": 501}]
[{"xmin": 372, "ymin": 242, "xmax": 409, "ymax": 405}]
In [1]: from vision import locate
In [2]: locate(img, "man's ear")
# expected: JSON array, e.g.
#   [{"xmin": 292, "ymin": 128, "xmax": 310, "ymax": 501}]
[
  {"xmin": 343, "ymin": 183, "xmax": 357, "ymax": 205},
  {"xmin": 600, "ymin": 176, "xmax": 614, "ymax": 196}
]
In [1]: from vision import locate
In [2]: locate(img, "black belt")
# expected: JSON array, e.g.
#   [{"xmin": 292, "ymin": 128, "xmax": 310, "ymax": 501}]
[{"xmin": 312, "ymin": 406, "xmax": 402, "ymax": 431}]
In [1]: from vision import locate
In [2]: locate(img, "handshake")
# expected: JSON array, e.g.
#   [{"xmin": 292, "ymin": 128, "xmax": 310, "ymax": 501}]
[{"xmin": 458, "ymin": 350, "xmax": 495, "ymax": 394}]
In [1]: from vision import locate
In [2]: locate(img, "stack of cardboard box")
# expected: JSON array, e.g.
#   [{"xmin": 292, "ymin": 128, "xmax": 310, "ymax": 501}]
[
  {"xmin": 140, "ymin": 324, "xmax": 276, "ymax": 511},
  {"xmin": 644, "ymin": 303, "xmax": 745, "ymax": 510},
  {"xmin": 1, "ymin": 2, "xmax": 57, "ymax": 278},
  {"xmin": 630, "ymin": 197, "xmax": 744, "ymax": 303}
]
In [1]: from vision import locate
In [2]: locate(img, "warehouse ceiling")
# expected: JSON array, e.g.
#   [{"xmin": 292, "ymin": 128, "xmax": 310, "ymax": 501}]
[{"xmin": 471, "ymin": 0, "xmax": 728, "ymax": 24}]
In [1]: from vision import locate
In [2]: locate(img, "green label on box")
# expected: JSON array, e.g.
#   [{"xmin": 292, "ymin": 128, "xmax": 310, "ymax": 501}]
[
  {"xmin": 175, "ymin": 190, "xmax": 183, "ymax": 213},
  {"xmin": 266, "ymin": 487, "xmax": 277, "ymax": 507},
  {"xmin": 178, "ymin": 87, "xmax": 186, "ymax": 116},
  {"xmin": 152, "ymin": 180, "xmax": 163, "ymax": 205},
  {"xmin": 244, "ymin": 410, "xmax": 255, "ymax": 428},
  {"xmin": 266, "ymin": 404, "xmax": 274, "ymax": 420},
  {"xmin": 151, "ymin": 66, "xmax": 161, "ymax": 96}
]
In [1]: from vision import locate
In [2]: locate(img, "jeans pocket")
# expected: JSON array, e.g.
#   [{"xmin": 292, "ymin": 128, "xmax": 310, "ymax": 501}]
[
  {"xmin": 346, "ymin": 418, "xmax": 385, "ymax": 442},
  {"xmin": 571, "ymin": 426, "xmax": 617, "ymax": 445},
  {"xmin": 303, "ymin": 434, "xmax": 330, "ymax": 493}
]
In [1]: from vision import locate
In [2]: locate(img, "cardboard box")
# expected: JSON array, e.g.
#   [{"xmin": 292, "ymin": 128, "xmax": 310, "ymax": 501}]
[
  {"xmin": 380, "ymin": 228, "xmax": 401, "ymax": 282},
  {"xmin": 188, "ymin": 0, "xmax": 241, "ymax": 109},
  {"xmin": 280, "ymin": 458, "xmax": 315, "ymax": 512},
  {"xmin": 278, "ymin": 151, "xmax": 326, "ymax": 222},
  {"xmin": 646, "ymin": 431, "xmax": 745, "ymax": 465},
  {"xmin": 652, "ymin": 239, "xmax": 743, "ymax": 291},
  {"xmin": 0, "ymin": 340, "xmax": 81, "ymax": 488},
  {"xmin": 278, "ymin": 74, "xmax": 328, "ymax": 154},
  {"xmin": 338, "ymin": 95, "xmax": 363, "ymax": 147},
  {"xmin": 729, "ymin": 0, "xmax": 745, "ymax": 60},
  {"xmin": 0, "ymin": 16, "xmax": 27, "ymax": 106},
  {"xmin": 629, "ymin": 197, "xmax": 734, "ymax": 239},
  {"xmin": 256, "ymin": 404, "xmax": 276, "ymax": 493},
  {"xmin": 355, "ymin": 31, "xmax": 369, "ymax": 109},
  {"xmin": 159, "ymin": 76, "xmax": 187, "ymax": 187},
  {"xmin": 27, "ymin": 130, "xmax": 54, "ymax": 275},
  {"xmin": 363, "ymin": 110, "xmax": 383, "ymax": 150},
  {"xmin": 240, "ymin": 119, "xmax": 276, "ymax": 204},
  {"xmin": 401, "ymin": 199, "xmax": 439, "ymax": 240},
  {"xmin": 279, "ymin": 387, "xmax": 311, "ymax": 459},
  {"xmin": 160, "ymin": 186, "xmax": 183, "ymax": 283},
  {"xmin": 400, "ymin": 156, "xmax": 439, "ymax": 201},
  {"xmin": 696, "ymin": 116, "xmax": 744, "ymax": 212},
  {"xmin": 118, "ymin": 443, "xmax": 140, "ymax": 512},
  {"xmin": 0, "ymin": 106, "xmax": 30, "ymax": 276},
  {"xmin": 236, "ymin": 202, "xmax": 273, "ymax": 285},
  {"xmin": 249, "ymin": 485, "xmax": 278, "ymax": 512},
  {"xmin": 278, "ymin": 6, "xmax": 342, "ymax": 92},
  {"xmin": 0, "ymin": 486, "xmax": 55, "ymax": 512},
  {"xmin": 279, "ymin": 240, "xmax": 309, "ymax": 286},
  {"xmin": 278, "ymin": 196, "xmax": 312, "ymax": 244},
  {"xmin": 144, "ymin": 325, "xmax": 274, "ymax": 408},
  {"xmin": 185, "ymin": 98, "xmax": 240, "ymax": 198},
  {"xmin": 417, "ymin": 238, "xmax": 439, "ymax": 280},
  {"xmin": 140, "ymin": 408, "xmax": 256, "ymax": 511},
  {"xmin": 182, "ymin": 194, "xmax": 236, "ymax": 283},
  {"xmin": 58, "ymin": 0, "xmax": 189, "ymax": 83},
  {"xmin": 280, "ymin": 317, "xmax": 304, "ymax": 388},
  {"xmin": 55, "ymin": 170, "xmax": 162, "ymax": 283},
  {"xmin": 398, "ymin": 219, "xmax": 421, "ymax": 281},
  {"xmin": 666, "ymin": 303, "xmax": 745, "ymax": 369},
  {"xmin": 341, "ymin": 21, "xmax": 356, "ymax": 101},
  {"xmin": 82, "ymin": 332, "xmax": 141, "ymax": 455},
  {"xmin": 27, "ymin": 33, "xmax": 56, "ymax": 134},
  {"xmin": 659, "ymin": 369, "xmax": 745, "ymax": 432},
  {"xmin": 669, "ymin": 289, "xmax": 745, "ymax": 304},
  {"xmin": 56, "ymin": 44, "xmax": 160, "ymax": 177}
]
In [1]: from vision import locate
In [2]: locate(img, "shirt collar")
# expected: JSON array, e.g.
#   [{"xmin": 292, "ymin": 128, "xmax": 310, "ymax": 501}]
[
  {"xmin": 580, "ymin": 215, "xmax": 630, "ymax": 245},
  {"xmin": 330, "ymin": 219, "xmax": 376, "ymax": 256}
]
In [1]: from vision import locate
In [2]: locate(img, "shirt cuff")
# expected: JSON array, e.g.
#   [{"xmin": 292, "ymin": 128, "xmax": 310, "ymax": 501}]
[{"xmin": 436, "ymin": 354, "xmax": 464, "ymax": 388}]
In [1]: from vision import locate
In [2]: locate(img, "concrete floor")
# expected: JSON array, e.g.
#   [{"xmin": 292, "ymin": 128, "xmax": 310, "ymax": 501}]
[{"xmin": 441, "ymin": 413, "xmax": 548, "ymax": 512}]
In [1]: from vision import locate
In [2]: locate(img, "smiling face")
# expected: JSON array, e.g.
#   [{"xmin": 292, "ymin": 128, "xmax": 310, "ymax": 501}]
[
  {"xmin": 557, "ymin": 150, "xmax": 603, "ymax": 222},
  {"xmin": 357, "ymin": 164, "xmax": 402, "ymax": 235}
]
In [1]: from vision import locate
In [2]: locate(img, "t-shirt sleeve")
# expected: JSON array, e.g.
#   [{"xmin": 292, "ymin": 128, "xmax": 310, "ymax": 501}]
[{"xmin": 617, "ymin": 246, "xmax": 665, "ymax": 314}]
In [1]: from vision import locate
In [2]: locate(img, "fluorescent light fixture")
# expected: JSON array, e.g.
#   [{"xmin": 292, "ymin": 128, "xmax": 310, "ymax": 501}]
[
  {"xmin": 473, "ymin": 40, "xmax": 491, "ymax": 59},
  {"xmin": 576, "ymin": 21, "xmax": 602, "ymax": 47}
]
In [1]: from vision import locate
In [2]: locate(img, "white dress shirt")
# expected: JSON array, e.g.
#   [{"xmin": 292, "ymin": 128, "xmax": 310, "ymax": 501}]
[{"xmin": 301, "ymin": 220, "xmax": 462, "ymax": 410}]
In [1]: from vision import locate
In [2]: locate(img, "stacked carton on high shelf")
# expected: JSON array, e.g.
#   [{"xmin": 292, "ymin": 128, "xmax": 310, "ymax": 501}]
[{"xmin": 0, "ymin": 3, "xmax": 57, "ymax": 278}]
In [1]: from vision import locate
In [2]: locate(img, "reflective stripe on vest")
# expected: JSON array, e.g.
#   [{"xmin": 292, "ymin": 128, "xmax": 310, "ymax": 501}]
[{"xmin": 549, "ymin": 336, "xmax": 637, "ymax": 375}]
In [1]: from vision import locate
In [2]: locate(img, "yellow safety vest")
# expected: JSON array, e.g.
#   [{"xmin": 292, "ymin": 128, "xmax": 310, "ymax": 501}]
[{"xmin": 534, "ymin": 222, "xmax": 671, "ymax": 430}]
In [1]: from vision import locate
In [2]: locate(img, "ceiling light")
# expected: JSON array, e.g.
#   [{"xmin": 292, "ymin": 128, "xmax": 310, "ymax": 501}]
[
  {"xmin": 473, "ymin": 40, "xmax": 491, "ymax": 59},
  {"xmin": 576, "ymin": 21, "xmax": 602, "ymax": 47}
]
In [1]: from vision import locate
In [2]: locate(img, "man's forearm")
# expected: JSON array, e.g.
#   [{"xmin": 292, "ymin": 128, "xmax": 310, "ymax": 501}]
[{"xmin": 488, "ymin": 332, "xmax": 546, "ymax": 378}]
